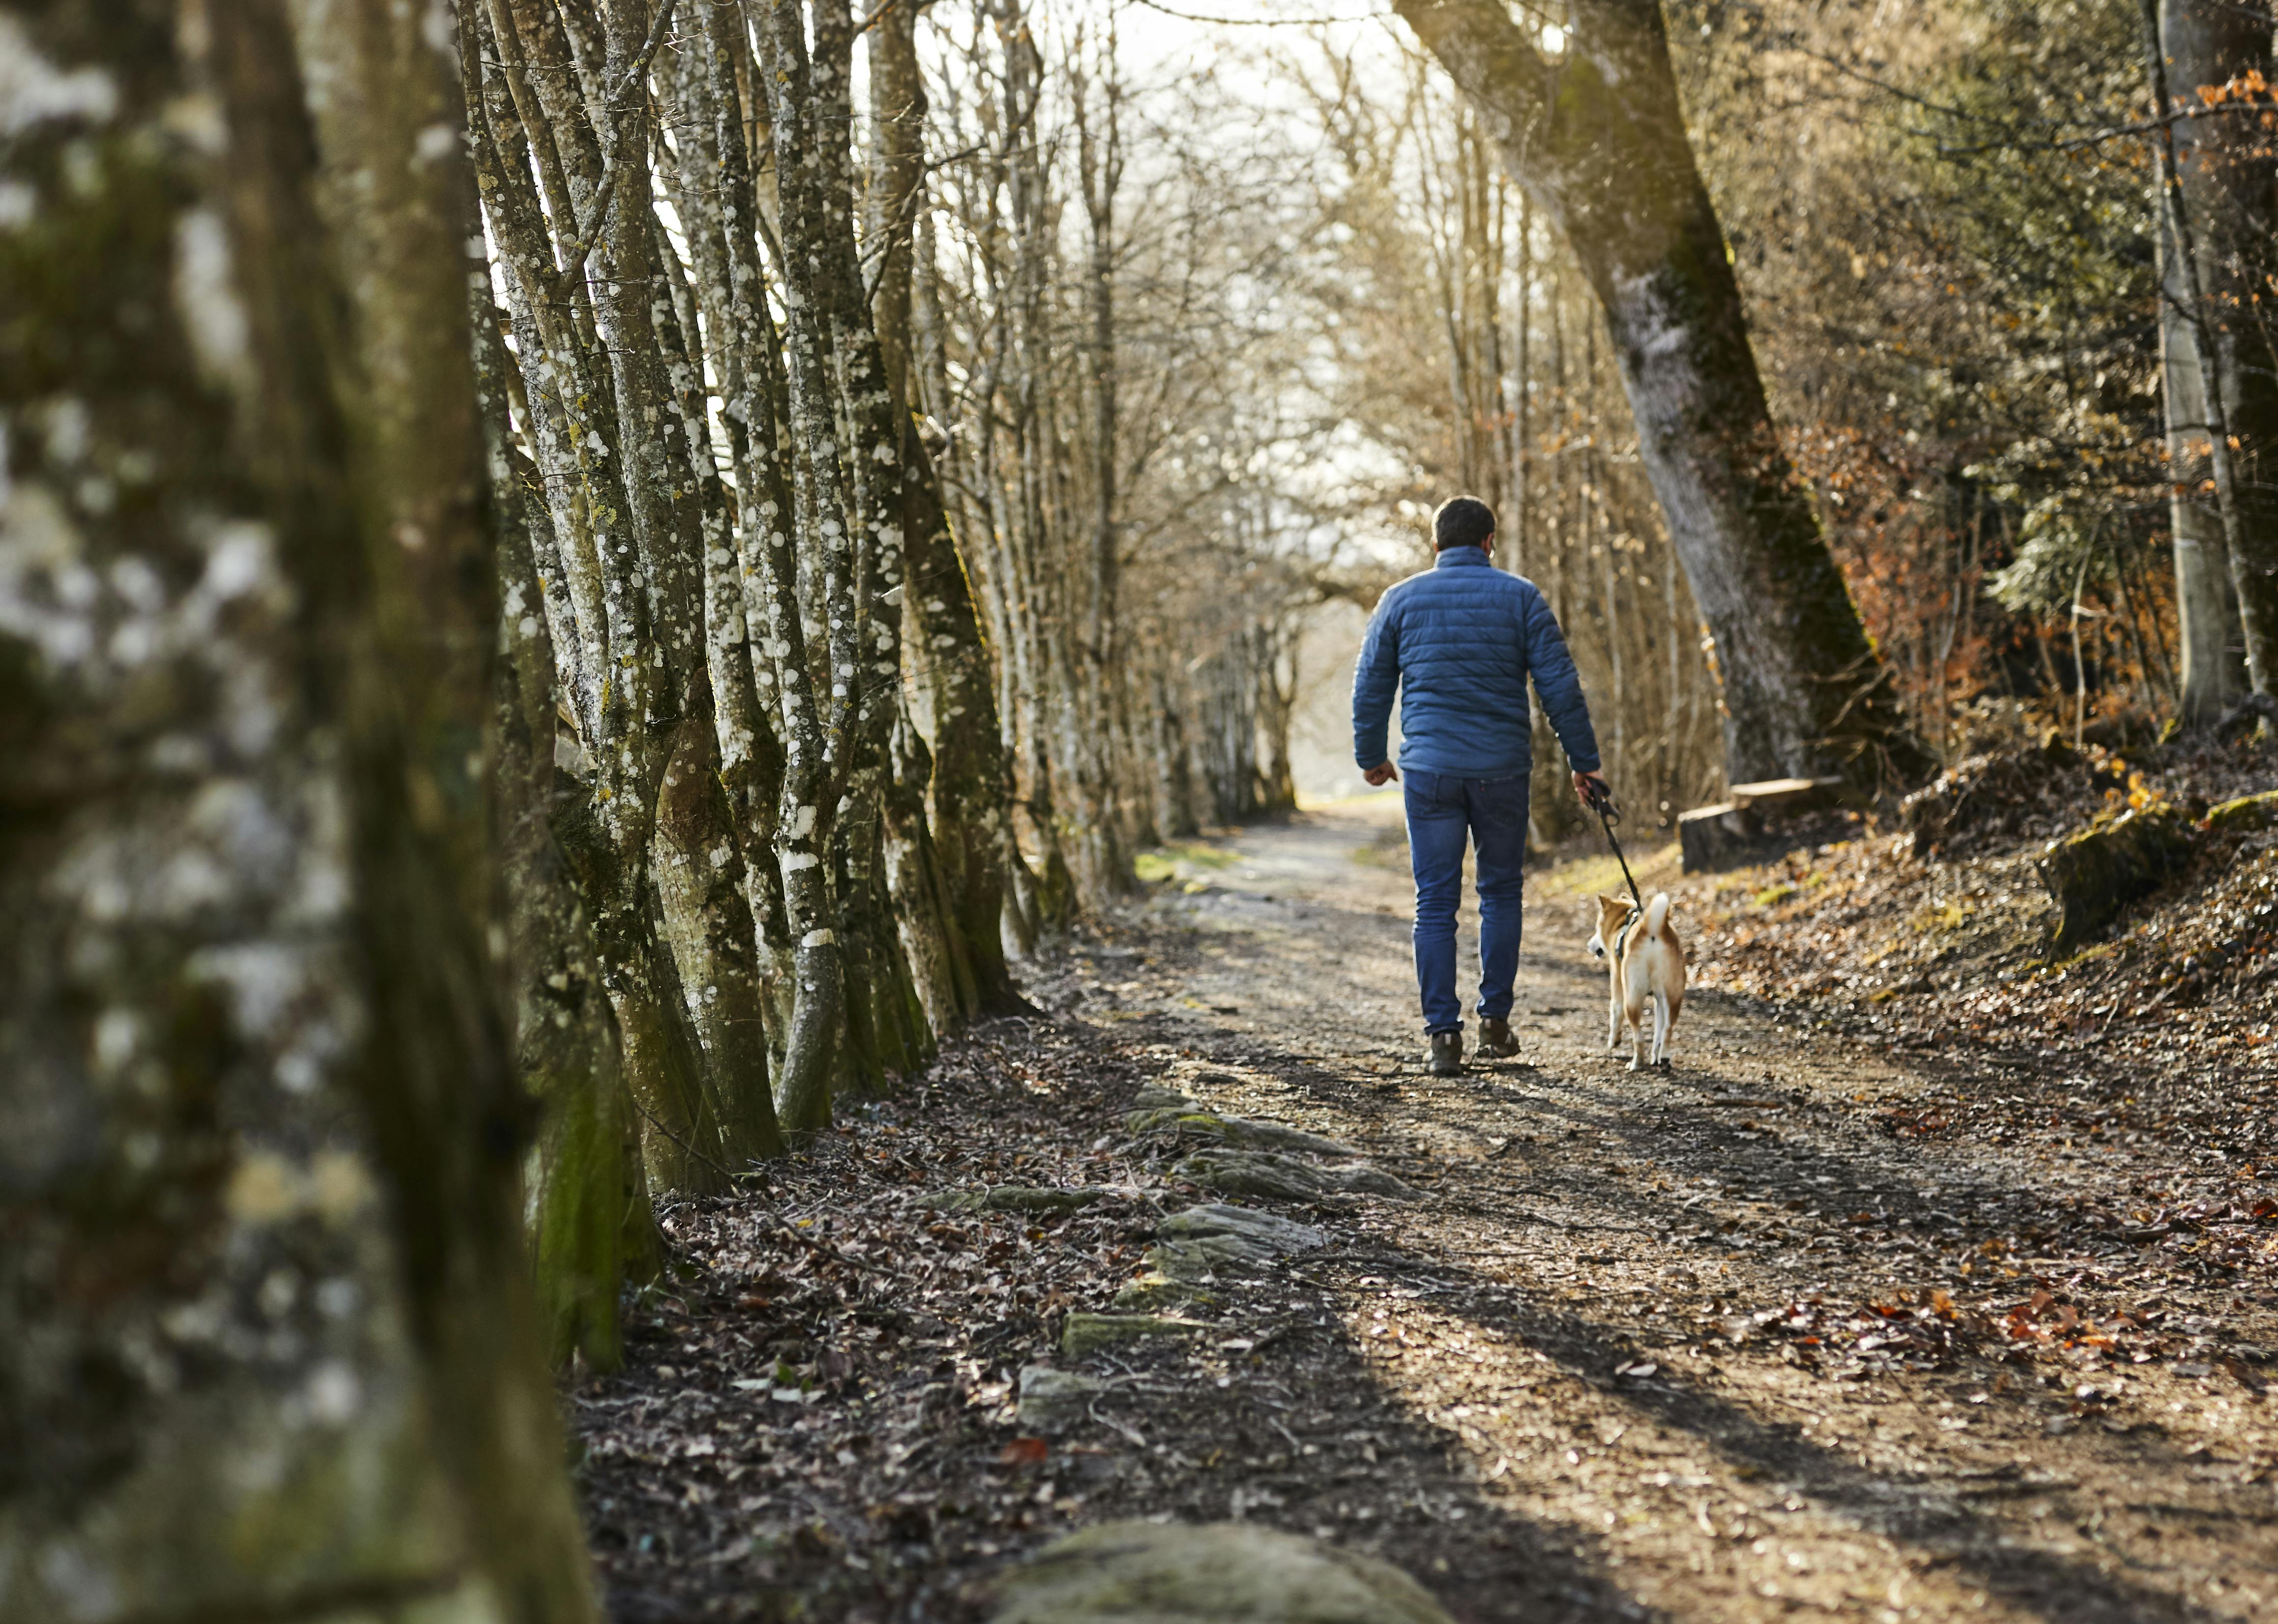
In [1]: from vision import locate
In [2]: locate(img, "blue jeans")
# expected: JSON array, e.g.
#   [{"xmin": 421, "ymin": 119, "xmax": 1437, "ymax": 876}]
[{"xmin": 1404, "ymin": 769, "xmax": 1529, "ymax": 1035}]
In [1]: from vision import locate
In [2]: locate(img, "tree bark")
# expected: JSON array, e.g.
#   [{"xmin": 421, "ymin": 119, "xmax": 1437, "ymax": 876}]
[
  {"xmin": 1392, "ymin": 0, "xmax": 1926, "ymax": 787},
  {"xmin": 2152, "ymin": 0, "xmax": 2278, "ymax": 701},
  {"xmin": 0, "ymin": 2, "xmax": 597, "ymax": 1616},
  {"xmin": 2159, "ymin": 201, "xmax": 2250, "ymax": 721},
  {"xmin": 870, "ymin": 0, "xmax": 1025, "ymax": 1011},
  {"xmin": 470, "ymin": 173, "xmax": 658, "ymax": 1370}
]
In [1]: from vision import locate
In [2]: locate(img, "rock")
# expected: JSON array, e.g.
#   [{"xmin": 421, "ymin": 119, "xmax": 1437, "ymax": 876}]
[
  {"xmin": 1114, "ymin": 1204, "xmax": 1326, "ymax": 1309},
  {"xmin": 1130, "ymin": 1085, "xmax": 1197, "ymax": 1111},
  {"xmin": 1158, "ymin": 1202, "xmax": 1327, "ymax": 1252},
  {"xmin": 1120, "ymin": 1107, "xmax": 1358, "ymax": 1158},
  {"xmin": 1174, "ymin": 1150, "xmax": 1417, "ymax": 1204},
  {"xmin": 1203, "ymin": 1116, "xmax": 1359, "ymax": 1157},
  {"xmin": 1325, "ymin": 1163, "xmax": 1419, "ymax": 1199},
  {"xmin": 986, "ymin": 1519, "xmax": 1455, "ymax": 1624},
  {"xmin": 2206, "ymin": 789, "xmax": 2278, "ymax": 834},
  {"xmin": 1017, "ymin": 1366, "xmax": 1109, "ymax": 1431},
  {"xmin": 916, "ymin": 1185, "xmax": 1106, "ymax": 1215},
  {"xmin": 2039, "ymin": 803, "xmax": 2196, "ymax": 950},
  {"xmin": 1061, "ymin": 1312, "xmax": 1207, "ymax": 1359},
  {"xmin": 1146, "ymin": 1236, "xmax": 1261, "ymax": 1278},
  {"xmin": 1174, "ymin": 1149, "xmax": 1326, "ymax": 1202}
]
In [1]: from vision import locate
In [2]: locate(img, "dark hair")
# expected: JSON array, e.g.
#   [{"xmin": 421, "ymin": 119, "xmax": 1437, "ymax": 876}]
[{"xmin": 1433, "ymin": 495, "xmax": 1495, "ymax": 551}]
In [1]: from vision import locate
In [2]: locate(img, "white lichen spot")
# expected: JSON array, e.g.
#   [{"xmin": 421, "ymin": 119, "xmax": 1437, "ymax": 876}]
[
  {"xmin": 173, "ymin": 208, "xmax": 255, "ymax": 388},
  {"xmin": 304, "ymin": 1360, "xmax": 362, "ymax": 1425},
  {"xmin": 0, "ymin": 479, "xmax": 98, "ymax": 667},
  {"xmin": 309, "ymin": 1148, "xmax": 374, "ymax": 1221},
  {"xmin": 36, "ymin": 1543, "xmax": 116, "ymax": 1622},
  {"xmin": 225, "ymin": 1150, "xmax": 299, "ymax": 1222},
  {"xmin": 191, "ymin": 940, "xmax": 306, "ymax": 1037},
  {"xmin": 781, "ymin": 851, "xmax": 819, "ymax": 873},
  {"xmin": 316, "ymin": 1277, "xmax": 361, "ymax": 1318},
  {"xmin": 800, "ymin": 928, "xmax": 835, "ymax": 948},
  {"xmin": 93, "ymin": 1006, "xmax": 139, "ymax": 1074},
  {"xmin": 0, "ymin": 18, "xmax": 119, "ymax": 137}
]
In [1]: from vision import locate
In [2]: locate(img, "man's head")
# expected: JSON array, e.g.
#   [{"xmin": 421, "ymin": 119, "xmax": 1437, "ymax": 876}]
[{"xmin": 1433, "ymin": 495, "xmax": 1495, "ymax": 553}]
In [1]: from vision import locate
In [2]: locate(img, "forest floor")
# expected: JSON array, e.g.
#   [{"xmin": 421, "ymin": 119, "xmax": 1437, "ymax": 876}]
[{"xmin": 570, "ymin": 776, "xmax": 2278, "ymax": 1624}]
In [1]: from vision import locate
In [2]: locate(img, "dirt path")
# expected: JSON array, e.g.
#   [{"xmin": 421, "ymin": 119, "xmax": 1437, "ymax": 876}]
[
  {"xmin": 572, "ymin": 798, "xmax": 2278, "ymax": 1623},
  {"xmin": 1065, "ymin": 798, "xmax": 2278, "ymax": 1620}
]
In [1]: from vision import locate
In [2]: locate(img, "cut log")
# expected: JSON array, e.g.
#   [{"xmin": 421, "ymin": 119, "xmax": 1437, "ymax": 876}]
[
  {"xmin": 1678, "ymin": 802, "xmax": 1755, "ymax": 874},
  {"xmin": 1728, "ymin": 776, "xmax": 1845, "ymax": 814}
]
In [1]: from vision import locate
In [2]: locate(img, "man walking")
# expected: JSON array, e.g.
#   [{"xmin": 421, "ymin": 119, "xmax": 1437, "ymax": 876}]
[{"xmin": 1352, "ymin": 496, "xmax": 1607, "ymax": 1076}]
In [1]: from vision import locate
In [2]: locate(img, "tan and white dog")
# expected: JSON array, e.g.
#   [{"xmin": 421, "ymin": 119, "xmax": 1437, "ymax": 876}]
[{"xmin": 1587, "ymin": 892, "xmax": 1687, "ymax": 1071}]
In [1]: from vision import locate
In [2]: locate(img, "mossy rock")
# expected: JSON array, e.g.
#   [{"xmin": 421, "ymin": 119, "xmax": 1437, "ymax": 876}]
[
  {"xmin": 1129, "ymin": 1085, "xmax": 1198, "ymax": 1112},
  {"xmin": 1158, "ymin": 1202, "xmax": 1327, "ymax": 1253},
  {"xmin": 2206, "ymin": 789, "xmax": 2278, "ymax": 834},
  {"xmin": 1174, "ymin": 1150, "xmax": 1417, "ymax": 1205},
  {"xmin": 1061, "ymin": 1312, "xmax": 1208, "ymax": 1359},
  {"xmin": 2039, "ymin": 803, "xmax": 2196, "ymax": 950},
  {"xmin": 1112, "ymin": 1271, "xmax": 1218, "ymax": 1312},
  {"xmin": 987, "ymin": 1520, "xmax": 1455, "ymax": 1623},
  {"xmin": 1142, "ymin": 1235, "xmax": 1261, "ymax": 1280},
  {"xmin": 1173, "ymin": 1150, "xmax": 1327, "ymax": 1203}
]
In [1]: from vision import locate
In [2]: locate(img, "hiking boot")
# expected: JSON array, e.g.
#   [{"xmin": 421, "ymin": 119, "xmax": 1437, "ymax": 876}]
[
  {"xmin": 1476, "ymin": 1016, "xmax": 1520, "ymax": 1059},
  {"xmin": 1427, "ymin": 1031, "xmax": 1464, "ymax": 1077}
]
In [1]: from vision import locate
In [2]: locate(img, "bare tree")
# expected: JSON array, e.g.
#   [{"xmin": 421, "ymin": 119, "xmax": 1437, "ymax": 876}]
[{"xmin": 1393, "ymin": 0, "xmax": 1927, "ymax": 786}]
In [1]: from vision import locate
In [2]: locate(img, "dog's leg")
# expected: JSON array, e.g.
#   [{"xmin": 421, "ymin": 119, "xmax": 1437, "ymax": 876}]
[
  {"xmin": 1606, "ymin": 978, "xmax": 1622, "ymax": 1053},
  {"xmin": 1652, "ymin": 993, "xmax": 1671, "ymax": 1069}
]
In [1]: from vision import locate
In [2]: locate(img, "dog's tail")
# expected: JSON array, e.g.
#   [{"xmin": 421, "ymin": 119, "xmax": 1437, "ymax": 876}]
[{"xmin": 1644, "ymin": 892, "xmax": 1672, "ymax": 938}]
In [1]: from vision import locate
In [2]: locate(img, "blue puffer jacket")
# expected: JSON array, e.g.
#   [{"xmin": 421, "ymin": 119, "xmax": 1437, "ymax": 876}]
[{"xmin": 1351, "ymin": 548, "xmax": 1601, "ymax": 778}]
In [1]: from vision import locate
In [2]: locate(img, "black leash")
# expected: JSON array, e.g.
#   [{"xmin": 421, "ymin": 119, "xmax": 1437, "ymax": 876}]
[{"xmin": 1584, "ymin": 779, "xmax": 1645, "ymax": 923}]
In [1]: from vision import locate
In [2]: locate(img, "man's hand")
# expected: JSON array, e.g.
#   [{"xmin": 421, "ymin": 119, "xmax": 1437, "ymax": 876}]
[
  {"xmin": 1573, "ymin": 769, "xmax": 1609, "ymax": 810},
  {"xmin": 1363, "ymin": 761, "xmax": 1398, "ymax": 787}
]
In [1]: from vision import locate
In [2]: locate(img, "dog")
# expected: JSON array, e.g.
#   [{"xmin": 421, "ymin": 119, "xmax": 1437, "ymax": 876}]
[{"xmin": 1587, "ymin": 891, "xmax": 1687, "ymax": 1071}]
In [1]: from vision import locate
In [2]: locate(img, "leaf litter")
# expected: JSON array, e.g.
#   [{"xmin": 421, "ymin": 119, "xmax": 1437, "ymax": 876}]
[{"xmin": 572, "ymin": 765, "xmax": 2278, "ymax": 1621}]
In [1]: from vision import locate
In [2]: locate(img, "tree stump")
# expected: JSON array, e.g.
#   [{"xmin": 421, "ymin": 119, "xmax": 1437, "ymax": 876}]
[{"xmin": 2039, "ymin": 805, "xmax": 2197, "ymax": 950}]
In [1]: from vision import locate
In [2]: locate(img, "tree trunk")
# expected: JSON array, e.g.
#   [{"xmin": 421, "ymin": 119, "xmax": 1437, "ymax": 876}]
[
  {"xmin": 471, "ymin": 199, "xmax": 658, "ymax": 1370},
  {"xmin": 2159, "ymin": 200, "xmax": 2247, "ymax": 722},
  {"xmin": 1393, "ymin": 0, "xmax": 1926, "ymax": 788},
  {"xmin": 870, "ymin": 1, "xmax": 1024, "ymax": 1011},
  {"xmin": 2153, "ymin": 0, "xmax": 2278, "ymax": 701},
  {"xmin": 0, "ymin": 3, "xmax": 597, "ymax": 1617},
  {"xmin": 651, "ymin": 716, "xmax": 787, "ymax": 1159}
]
